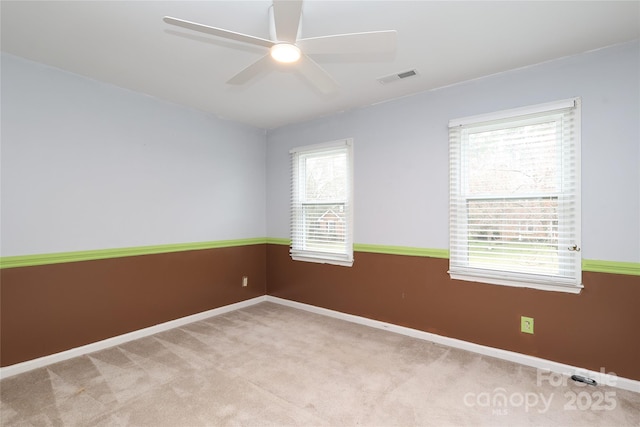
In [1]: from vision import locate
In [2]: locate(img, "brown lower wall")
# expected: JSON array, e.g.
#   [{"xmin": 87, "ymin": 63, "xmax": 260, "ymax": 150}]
[
  {"xmin": 3, "ymin": 242, "xmax": 639, "ymax": 382},
  {"xmin": 266, "ymin": 244, "xmax": 640, "ymax": 382},
  {"xmin": 0, "ymin": 244, "xmax": 266, "ymax": 367}
]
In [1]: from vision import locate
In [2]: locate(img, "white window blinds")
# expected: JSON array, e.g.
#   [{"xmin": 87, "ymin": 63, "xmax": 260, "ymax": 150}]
[
  {"xmin": 290, "ymin": 139, "xmax": 353, "ymax": 266},
  {"xmin": 449, "ymin": 99, "xmax": 582, "ymax": 293}
]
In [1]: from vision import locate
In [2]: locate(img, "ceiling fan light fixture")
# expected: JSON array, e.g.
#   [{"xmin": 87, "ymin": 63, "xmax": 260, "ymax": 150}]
[{"xmin": 270, "ymin": 43, "xmax": 301, "ymax": 63}]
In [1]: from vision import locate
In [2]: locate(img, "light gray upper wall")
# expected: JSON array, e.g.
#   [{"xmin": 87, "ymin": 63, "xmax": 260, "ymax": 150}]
[
  {"xmin": 266, "ymin": 40, "xmax": 640, "ymax": 263},
  {"xmin": 1, "ymin": 53, "xmax": 266, "ymax": 256}
]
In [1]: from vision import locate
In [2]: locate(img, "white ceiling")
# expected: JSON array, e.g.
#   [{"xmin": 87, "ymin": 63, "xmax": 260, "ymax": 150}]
[{"xmin": 2, "ymin": 1, "xmax": 639, "ymax": 129}]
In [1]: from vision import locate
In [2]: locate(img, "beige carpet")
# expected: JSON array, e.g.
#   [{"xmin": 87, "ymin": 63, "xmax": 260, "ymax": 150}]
[{"xmin": 1, "ymin": 302, "xmax": 639, "ymax": 426}]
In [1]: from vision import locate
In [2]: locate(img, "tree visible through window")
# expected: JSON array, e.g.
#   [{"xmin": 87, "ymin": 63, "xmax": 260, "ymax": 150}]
[{"xmin": 449, "ymin": 99, "xmax": 582, "ymax": 292}]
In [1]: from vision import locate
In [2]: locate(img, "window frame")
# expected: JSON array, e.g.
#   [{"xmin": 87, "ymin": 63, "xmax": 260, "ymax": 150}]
[
  {"xmin": 448, "ymin": 98, "xmax": 582, "ymax": 293},
  {"xmin": 290, "ymin": 139, "xmax": 354, "ymax": 267}
]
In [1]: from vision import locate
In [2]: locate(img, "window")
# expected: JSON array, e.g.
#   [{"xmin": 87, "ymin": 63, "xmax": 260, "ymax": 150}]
[
  {"xmin": 449, "ymin": 98, "xmax": 582, "ymax": 293},
  {"xmin": 290, "ymin": 139, "xmax": 353, "ymax": 266}
]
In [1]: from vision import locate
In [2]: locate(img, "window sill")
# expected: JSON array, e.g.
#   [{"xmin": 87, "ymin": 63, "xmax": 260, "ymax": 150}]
[
  {"xmin": 449, "ymin": 272, "xmax": 583, "ymax": 294},
  {"xmin": 291, "ymin": 254, "xmax": 354, "ymax": 267}
]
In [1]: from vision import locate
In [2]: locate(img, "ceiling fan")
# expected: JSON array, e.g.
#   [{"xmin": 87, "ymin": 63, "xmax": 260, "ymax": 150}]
[{"xmin": 163, "ymin": 0, "xmax": 397, "ymax": 94}]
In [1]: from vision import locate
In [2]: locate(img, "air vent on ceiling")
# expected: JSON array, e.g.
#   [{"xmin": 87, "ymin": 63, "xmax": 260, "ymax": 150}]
[{"xmin": 377, "ymin": 69, "xmax": 418, "ymax": 85}]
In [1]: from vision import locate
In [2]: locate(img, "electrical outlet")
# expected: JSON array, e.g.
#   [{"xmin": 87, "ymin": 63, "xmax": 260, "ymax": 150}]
[
  {"xmin": 521, "ymin": 316, "xmax": 534, "ymax": 334},
  {"xmin": 242, "ymin": 276, "xmax": 248, "ymax": 287}
]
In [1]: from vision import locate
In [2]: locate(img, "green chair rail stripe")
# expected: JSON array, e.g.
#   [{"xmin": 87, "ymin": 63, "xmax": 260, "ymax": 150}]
[
  {"xmin": 354, "ymin": 243, "xmax": 450, "ymax": 259},
  {"xmin": 582, "ymin": 259, "xmax": 640, "ymax": 276},
  {"xmin": 265, "ymin": 237, "xmax": 291, "ymax": 246},
  {"xmin": 0, "ymin": 238, "xmax": 267, "ymax": 269},
  {"xmin": 267, "ymin": 240, "xmax": 638, "ymax": 275},
  {"xmin": 2, "ymin": 239, "xmax": 638, "ymax": 276}
]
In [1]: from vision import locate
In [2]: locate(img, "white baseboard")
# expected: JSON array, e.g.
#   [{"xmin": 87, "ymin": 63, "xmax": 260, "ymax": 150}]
[
  {"xmin": 0, "ymin": 296, "xmax": 267, "ymax": 380},
  {"xmin": 2, "ymin": 294, "xmax": 638, "ymax": 394},
  {"xmin": 265, "ymin": 296, "xmax": 640, "ymax": 394}
]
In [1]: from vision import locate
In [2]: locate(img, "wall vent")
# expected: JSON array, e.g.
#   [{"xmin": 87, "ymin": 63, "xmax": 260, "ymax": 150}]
[{"xmin": 377, "ymin": 69, "xmax": 418, "ymax": 84}]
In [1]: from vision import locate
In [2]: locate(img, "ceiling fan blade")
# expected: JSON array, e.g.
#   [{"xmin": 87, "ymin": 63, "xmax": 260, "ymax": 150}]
[
  {"xmin": 297, "ymin": 54, "xmax": 338, "ymax": 94},
  {"xmin": 272, "ymin": 0, "xmax": 303, "ymax": 42},
  {"xmin": 298, "ymin": 30, "xmax": 397, "ymax": 54},
  {"xmin": 227, "ymin": 54, "xmax": 273, "ymax": 85},
  {"xmin": 164, "ymin": 16, "xmax": 275, "ymax": 48}
]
